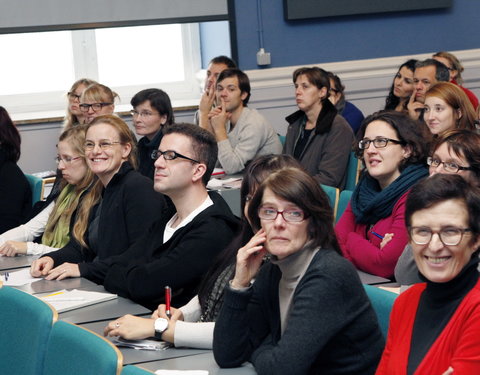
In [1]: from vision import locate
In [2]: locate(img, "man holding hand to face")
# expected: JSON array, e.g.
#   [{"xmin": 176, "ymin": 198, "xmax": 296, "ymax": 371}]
[
  {"xmin": 208, "ymin": 68, "xmax": 282, "ymax": 174},
  {"xmin": 196, "ymin": 56, "xmax": 236, "ymax": 131}
]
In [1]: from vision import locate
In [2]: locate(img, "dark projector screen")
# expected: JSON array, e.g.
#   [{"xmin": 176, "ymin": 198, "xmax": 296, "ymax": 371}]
[{"xmin": 284, "ymin": 0, "xmax": 452, "ymax": 20}]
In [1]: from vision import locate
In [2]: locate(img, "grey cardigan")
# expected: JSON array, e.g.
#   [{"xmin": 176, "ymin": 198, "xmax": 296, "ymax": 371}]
[{"xmin": 283, "ymin": 100, "xmax": 354, "ymax": 189}]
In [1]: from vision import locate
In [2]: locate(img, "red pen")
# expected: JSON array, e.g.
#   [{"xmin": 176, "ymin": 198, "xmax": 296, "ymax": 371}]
[{"xmin": 165, "ymin": 286, "xmax": 172, "ymax": 319}]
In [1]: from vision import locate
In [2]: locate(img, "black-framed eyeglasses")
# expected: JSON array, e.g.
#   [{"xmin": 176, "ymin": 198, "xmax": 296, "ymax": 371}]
[
  {"xmin": 358, "ymin": 137, "xmax": 404, "ymax": 150},
  {"xmin": 427, "ymin": 157, "xmax": 472, "ymax": 173},
  {"xmin": 151, "ymin": 149, "xmax": 199, "ymax": 164},
  {"xmin": 67, "ymin": 92, "xmax": 81, "ymax": 102},
  {"xmin": 258, "ymin": 206, "xmax": 305, "ymax": 223},
  {"xmin": 409, "ymin": 226, "xmax": 472, "ymax": 246},
  {"xmin": 84, "ymin": 140, "xmax": 123, "ymax": 151},
  {"xmin": 79, "ymin": 103, "xmax": 113, "ymax": 112},
  {"xmin": 55, "ymin": 156, "xmax": 82, "ymax": 164}
]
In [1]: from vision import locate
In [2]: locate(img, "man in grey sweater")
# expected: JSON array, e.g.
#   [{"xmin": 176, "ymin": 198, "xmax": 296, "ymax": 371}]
[{"xmin": 208, "ymin": 68, "xmax": 282, "ymax": 174}]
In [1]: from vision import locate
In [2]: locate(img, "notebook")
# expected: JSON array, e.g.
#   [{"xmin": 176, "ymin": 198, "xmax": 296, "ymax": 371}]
[{"xmin": 39, "ymin": 289, "xmax": 117, "ymax": 313}]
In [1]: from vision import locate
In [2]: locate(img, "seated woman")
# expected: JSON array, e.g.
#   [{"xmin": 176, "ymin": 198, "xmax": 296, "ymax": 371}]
[
  {"xmin": 376, "ymin": 174, "xmax": 480, "ymax": 375},
  {"xmin": 283, "ymin": 67, "xmax": 354, "ymax": 189},
  {"xmin": 395, "ymin": 129, "xmax": 480, "ymax": 286},
  {"xmin": 0, "ymin": 106, "xmax": 31, "ymax": 233},
  {"xmin": 130, "ymin": 88, "xmax": 174, "ymax": 179},
  {"xmin": 424, "ymin": 82, "xmax": 476, "ymax": 136},
  {"xmin": 384, "ymin": 59, "xmax": 417, "ymax": 113},
  {"xmin": 63, "ymin": 78, "xmax": 97, "ymax": 129},
  {"xmin": 213, "ymin": 168, "xmax": 384, "ymax": 374},
  {"xmin": 433, "ymin": 51, "xmax": 479, "ymax": 110},
  {"xmin": 335, "ymin": 111, "xmax": 429, "ymax": 278},
  {"xmin": 79, "ymin": 83, "xmax": 117, "ymax": 124},
  {"xmin": 30, "ymin": 115, "xmax": 167, "ymax": 282},
  {"xmin": 103, "ymin": 154, "xmax": 302, "ymax": 349},
  {"xmin": 327, "ymin": 71, "xmax": 364, "ymax": 134},
  {"xmin": 0, "ymin": 126, "xmax": 94, "ymax": 256}
]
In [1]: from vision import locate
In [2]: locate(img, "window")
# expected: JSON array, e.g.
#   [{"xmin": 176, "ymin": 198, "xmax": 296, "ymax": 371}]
[{"xmin": 0, "ymin": 23, "xmax": 201, "ymax": 119}]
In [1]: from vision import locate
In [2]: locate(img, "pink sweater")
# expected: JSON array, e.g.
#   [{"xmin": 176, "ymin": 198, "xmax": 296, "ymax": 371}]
[{"xmin": 335, "ymin": 192, "xmax": 409, "ymax": 278}]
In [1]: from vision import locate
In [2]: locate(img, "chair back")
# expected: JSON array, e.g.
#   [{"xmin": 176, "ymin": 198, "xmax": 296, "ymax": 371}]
[
  {"xmin": 320, "ymin": 184, "xmax": 339, "ymax": 220},
  {"xmin": 336, "ymin": 189, "xmax": 353, "ymax": 223},
  {"xmin": 344, "ymin": 152, "xmax": 361, "ymax": 191},
  {"xmin": 0, "ymin": 284, "xmax": 57, "ymax": 375},
  {"xmin": 42, "ymin": 320, "xmax": 123, "ymax": 375},
  {"xmin": 24, "ymin": 173, "xmax": 44, "ymax": 205},
  {"xmin": 122, "ymin": 365, "xmax": 155, "ymax": 374},
  {"xmin": 363, "ymin": 284, "xmax": 397, "ymax": 338}
]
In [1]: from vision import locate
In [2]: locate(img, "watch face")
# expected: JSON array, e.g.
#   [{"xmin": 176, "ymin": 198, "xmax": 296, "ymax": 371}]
[{"xmin": 155, "ymin": 318, "xmax": 168, "ymax": 333}]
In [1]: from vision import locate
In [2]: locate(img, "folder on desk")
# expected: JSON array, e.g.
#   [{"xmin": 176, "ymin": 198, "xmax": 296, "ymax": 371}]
[{"xmin": 39, "ymin": 289, "xmax": 117, "ymax": 313}]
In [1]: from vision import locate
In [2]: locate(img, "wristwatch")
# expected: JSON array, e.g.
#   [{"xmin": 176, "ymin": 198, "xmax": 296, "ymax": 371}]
[{"xmin": 154, "ymin": 318, "xmax": 169, "ymax": 339}]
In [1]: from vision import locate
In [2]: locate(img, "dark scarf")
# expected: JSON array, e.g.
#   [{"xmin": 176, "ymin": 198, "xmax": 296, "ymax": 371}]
[{"xmin": 351, "ymin": 164, "xmax": 428, "ymax": 225}]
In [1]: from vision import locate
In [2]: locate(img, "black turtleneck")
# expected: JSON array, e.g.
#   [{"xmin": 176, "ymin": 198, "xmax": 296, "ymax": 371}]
[{"xmin": 407, "ymin": 255, "xmax": 480, "ymax": 375}]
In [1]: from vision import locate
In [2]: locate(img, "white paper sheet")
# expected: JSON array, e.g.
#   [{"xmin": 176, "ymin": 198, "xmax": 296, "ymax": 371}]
[{"xmin": 1, "ymin": 268, "xmax": 38, "ymax": 286}]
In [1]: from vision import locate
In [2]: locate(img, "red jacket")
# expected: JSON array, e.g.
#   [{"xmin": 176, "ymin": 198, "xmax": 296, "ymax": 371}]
[
  {"xmin": 335, "ymin": 192, "xmax": 409, "ymax": 278},
  {"xmin": 376, "ymin": 279, "xmax": 480, "ymax": 375},
  {"xmin": 452, "ymin": 79, "xmax": 479, "ymax": 110}
]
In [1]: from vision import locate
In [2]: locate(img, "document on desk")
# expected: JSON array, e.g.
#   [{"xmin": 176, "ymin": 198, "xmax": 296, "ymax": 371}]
[
  {"xmin": 155, "ymin": 370, "xmax": 208, "ymax": 375},
  {"xmin": 39, "ymin": 289, "xmax": 117, "ymax": 313},
  {"xmin": 111, "ymin": 337, "xmax": 171, "ymax": 351},
  {"xmin": 207, "ymin": 177, "xmax": 242, "ymax": 189},
  {"xmin": 1, "ymin": 268, "xmax": 38, "ymax": 286}
]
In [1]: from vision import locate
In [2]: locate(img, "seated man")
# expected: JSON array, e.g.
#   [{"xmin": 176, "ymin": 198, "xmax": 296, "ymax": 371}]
[
  {"xmin": 209, "ymin": 68, "xmax": 282, "ymax": 174},
  {"xmin": 95, "ymin": 124, "xmax": 238, "ymax": 309},
  {"xmin": 196, "ymin": 55, "xmax": 237, "ymax": 130},
  {"xmin": 408, "ymin": 59, "xmax": 450, "ymax": 120}
]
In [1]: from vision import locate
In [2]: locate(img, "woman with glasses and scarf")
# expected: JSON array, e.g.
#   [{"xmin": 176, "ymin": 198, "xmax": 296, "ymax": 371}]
[
  {"xmin": 335, "ymin": 111, "xmax": 430, "ymax": 278},
  {"xmin": 0, "ymin": 126, "xmax": 95, "ymax": 256}
]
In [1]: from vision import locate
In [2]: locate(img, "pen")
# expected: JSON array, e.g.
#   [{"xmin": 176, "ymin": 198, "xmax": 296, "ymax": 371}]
[
  {"xmin": 165, "ymin": 286, "xmax": 172, "ymax": 319},
  {"xmin": 44, "ymin": 291, "xmax": 65, "ymax": 298},
  {"xmin": 371, "ymin": 231, "xmax": 384, "ymax": 240}
]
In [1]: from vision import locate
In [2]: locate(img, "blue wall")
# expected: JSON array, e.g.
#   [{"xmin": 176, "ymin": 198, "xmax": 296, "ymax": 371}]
[
  {"xmin": 232, "ymin": 0, "xmax": 479, "ymax": 69},
  {"xmin": 199, "ymin": 21, "xmax": 231, "ymax": 68}
]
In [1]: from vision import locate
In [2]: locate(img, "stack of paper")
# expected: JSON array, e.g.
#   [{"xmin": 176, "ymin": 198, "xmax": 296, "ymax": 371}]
[
  {"xmin": 40, "ymin": 289, "xmax": 117, "ymax": 312},
  {"xmin": 1, "ymin": 268, "xmax": 38, "ymax": 286}
]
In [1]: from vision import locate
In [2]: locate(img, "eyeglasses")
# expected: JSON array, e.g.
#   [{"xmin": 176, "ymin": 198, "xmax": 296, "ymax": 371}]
[
  {"xmin": 358, "ymin": 137, "xmax": 404, "ymax": 150},
  {"xmin": 427, "ymin": 157, "xmax": 472, "ymax": 173},
  {"xmin": 258, "ymin": 206, "xmax": 305, "ymax": 222},
  {"xmin": 151, "ymin": 149, "xmax": 199, "ymax": 164},
  {"xmin": 79, "ymin": 103, "xmax": 113, "ymax": 113},
  {"xmin": 55, "ymin": 156, "xmax": 82, "ymax": 164},
  {"xmin": 84, "ymin": 140, "xmax": 123, "ymax": 151},
  {"xmin": 130, "ymin": 110, "xmax": 158, "ymax": 118},
  {"xmin": 67, "ymin": 92, "xmax": 81, "ymax": 102},
  {"xmin": 409, "ymin": 226, "xmax": 472, "ymax": 246}
]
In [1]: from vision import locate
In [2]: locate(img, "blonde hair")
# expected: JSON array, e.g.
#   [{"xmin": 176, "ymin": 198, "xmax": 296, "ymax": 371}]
[
  {"xmin": 80, "ymin": 83, "xmax": 119, "ymax": 106},
  {"xmin": 63, "ymin": 78, "xmax": 97, "ymax": 130},
  {"xmin": 433, "ymin": 51, "xmax": 464, "ymax": 84},
  {"xmin": 45, "ymin": 125, "xmax": 95, "ymax": 236},
  {"xmin": 72, "ymin": 115, "xmax": 137, "ymax": 248}
]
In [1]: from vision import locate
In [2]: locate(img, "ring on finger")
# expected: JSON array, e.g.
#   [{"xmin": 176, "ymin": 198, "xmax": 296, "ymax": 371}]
[{"xmin": 115, "ymin": 322, "xmax": 120, "ymax": 328}]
